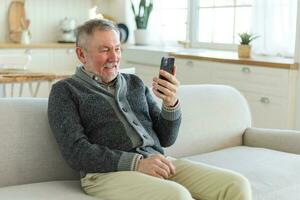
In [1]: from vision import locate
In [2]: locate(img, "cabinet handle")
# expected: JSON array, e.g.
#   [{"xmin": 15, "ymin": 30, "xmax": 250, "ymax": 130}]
[
  {"xmin": 24, "ymin": 48, "xmax": 32, "ymax": 55},
  {"xmin": 186, "ymin": 60, "xmax": 194, "ymax": 67},
  {"xmin": 241, "ymin": 67, "xmax": 251, "ymax": 73},
  {"xmin": 260, "ymin": 97, "xmax": 270, "ymax": 104}
]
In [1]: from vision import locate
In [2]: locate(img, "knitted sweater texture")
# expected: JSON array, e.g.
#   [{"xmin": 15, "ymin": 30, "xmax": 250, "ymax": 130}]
[{"xmin": 48, "ymin": 69, "xmax": 181, "ymax": 174}]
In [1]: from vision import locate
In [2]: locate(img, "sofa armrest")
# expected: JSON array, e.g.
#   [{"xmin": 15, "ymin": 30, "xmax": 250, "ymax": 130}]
[{"xmin": 243, "ymin": 127, "xmax": 300, "ymax": 154}]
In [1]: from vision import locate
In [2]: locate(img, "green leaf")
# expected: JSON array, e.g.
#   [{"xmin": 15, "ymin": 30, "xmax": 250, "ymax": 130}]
[
  {"xmin": 238, "ymin": 32, "xmax": 259, "ymax": 45},
  {"xmin": 131, "ymin": 0, "xmax": 153, "ymax": 29},
  {"xmin": 130, "ymin": 0, "xmax": 136, "ymax": 16}
]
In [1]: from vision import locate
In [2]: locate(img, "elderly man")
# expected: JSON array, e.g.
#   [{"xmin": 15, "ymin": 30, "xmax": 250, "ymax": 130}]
[{"xmin": 48, "ymin": 19, "xmax": 252, "ymax": 200}]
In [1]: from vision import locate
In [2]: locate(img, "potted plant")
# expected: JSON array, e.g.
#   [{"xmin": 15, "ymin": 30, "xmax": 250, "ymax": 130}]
[
  {"xmin": 130, "ymin": 0, "xmax": 153, "ymax": 45},
  {"xmin": 237, "ymin": 32, "xmax": 259, "ymax": 58}
]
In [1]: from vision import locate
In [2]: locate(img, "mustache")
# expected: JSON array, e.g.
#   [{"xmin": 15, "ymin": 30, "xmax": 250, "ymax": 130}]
[{"xmin": 103, "ymin": 62, "xmax": 118, "ymax": 68}]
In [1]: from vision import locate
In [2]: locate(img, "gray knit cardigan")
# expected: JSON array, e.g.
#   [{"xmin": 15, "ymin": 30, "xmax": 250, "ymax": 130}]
[{"xmin": 48, "ymin": 70, "xmax": 181, "ymax": 174}]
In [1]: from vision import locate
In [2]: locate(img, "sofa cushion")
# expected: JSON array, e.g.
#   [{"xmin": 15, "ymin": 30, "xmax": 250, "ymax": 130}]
[
  {"xmin": 0, "ymin": 98, "xmax": 78, "ymax": 187},
  {"xmin": 164, "ymin": 85, "xmax": 251, "ymax": 158},
  {"xmin": 184, "ymin": 146, "xmax": 300, "ymax": 200},
  {"xmin": 0, "ymin": 181, "xmax": 98, "ymax": 200}
]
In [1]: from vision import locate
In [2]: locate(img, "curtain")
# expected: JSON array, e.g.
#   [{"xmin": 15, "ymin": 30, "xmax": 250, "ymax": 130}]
[{"xmin": 251, "ymin": 0, "xmax": 297, "ymax": 57}]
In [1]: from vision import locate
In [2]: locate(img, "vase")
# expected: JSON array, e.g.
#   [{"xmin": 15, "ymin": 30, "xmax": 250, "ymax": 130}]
[
  {"xmin": 238, "ymin": 45, "xmax": 251, "ymax": 58},
  {"xmin": 20, "ymin": 30, "xmax": 30, "ymax": 44},
  {"xmin": 134, "ymin": 29, "xmax": 150, "ymax": 45}
]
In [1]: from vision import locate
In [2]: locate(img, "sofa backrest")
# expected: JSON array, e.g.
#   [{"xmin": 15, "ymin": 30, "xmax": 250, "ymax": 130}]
[
  {"xmin": 0, "ymin": 98, "xmax": 78, "ymax": 188},
  {"xmin": 164, "ymin": 84, "xmax": 252, "ymax": 157},
  {"xmin": 0, "ymin": 84, "xmax": 251, "ymax": 187}
]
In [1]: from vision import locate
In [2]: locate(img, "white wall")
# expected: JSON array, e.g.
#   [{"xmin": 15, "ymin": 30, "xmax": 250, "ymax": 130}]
[
  {"xmin": 93, "ymin": 0, "xmax": 127, "ymax": 23},
  {"xmin": 0, "ymin": 0, "xmax": 135, "ymax": 43},
  {"xmin": 0, "ymin": 0, "xmax": 91, "ymax": 43},
  {"xmin": 92, "ymin": 0, "xmax": 135, "ymax": 44}
]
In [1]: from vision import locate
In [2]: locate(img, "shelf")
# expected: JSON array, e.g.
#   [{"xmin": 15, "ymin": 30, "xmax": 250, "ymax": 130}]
[{"xmin": 0, "ymin": 42, "xmax": 75, "ymax": 49}]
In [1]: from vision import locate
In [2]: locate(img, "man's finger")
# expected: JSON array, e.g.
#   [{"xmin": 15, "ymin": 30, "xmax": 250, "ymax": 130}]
[
  {"xmin": 160, "ymin": 157, "xmax": 176, "ymax": 175},
  {"xmin": 159, "ymin": 70, "xmax": 178, "ymax": 85},
  {"xmin": 157, "ymin": 161, "xmax": 171, "ymax": 176},
  {"xmin": 155, "ymin": 84, "xmax": 173, "ymax": 97},
  {"xmin": 156, "ymin": 79, "xmax": 177, "ymax": 93},
  {"xmin": 154, "ymin": 165, "xmax": 169, "ymax": 179},
  {"xmin": 173, "ymin": 65, "xmax": 177, "ymax": 76},
  {"xmin": 152, "ymin": 87, "xmax": 165, "ymax": 99}
]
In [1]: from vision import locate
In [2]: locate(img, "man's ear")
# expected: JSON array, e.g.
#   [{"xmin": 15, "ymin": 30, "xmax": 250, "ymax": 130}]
[{"xmin": 76, "ymin": 47, "xmax": 87, "ymax": 64}]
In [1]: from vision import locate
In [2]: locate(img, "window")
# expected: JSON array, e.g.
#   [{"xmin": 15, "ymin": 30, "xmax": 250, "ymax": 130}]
[
  {"xmin": 149, "ymin": 0, "xmax": 253, "ymax": 48},
  {"xmin": 145, "ymin": 0, "xmax": 296, "ymax": 56},
  {"xmin": 148, "ymin": 0, "xmax": 188, "ymax": 45},
  {"xmin": 193, "ymin": 0, "xmax": 253, "ymax": 48}
]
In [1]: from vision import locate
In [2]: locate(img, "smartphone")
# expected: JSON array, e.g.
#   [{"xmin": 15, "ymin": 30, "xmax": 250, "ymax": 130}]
[
  {"xmin": 159, "ymin": 56, "xmax": 175, "ymax": 81},
  {"xmin": 157, "ymin": 56, "xmax": 175, "ymax": 94}
]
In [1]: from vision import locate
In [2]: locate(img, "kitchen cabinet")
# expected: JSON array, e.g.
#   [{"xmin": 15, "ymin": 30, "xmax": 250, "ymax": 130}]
[
  {"xmin": 27, "ymin": 49, "xmax": 53, "ymax": 71},
  {"xmin": 175, "ymin": 57, "xmax": 297, "ymax": 129},
  {"xmin": 0, "ymin": 48, "xmax": 51, "ymax": 97},
  {"xmin": 121, "ymin": 48, "xmax": 168, "ymax": 86},
  {"xmin": 210, "ymin": 62, "xmax": 296, "ymax": 129},
  {"xmin": 0, "ymin": 47, "xmax": 78, "ymax": 72},
  {"xmin": 52, "ymin": 48, "xmax": 80, "ymax": 72},
  {"xmin": 175, "ymin": 59, "xmax": 212, "ymax": 84},
  {"xmin": 0, "ymin": 47, "xmax": 79, "ymax": 97},
  {"xmin": 211, "ymin": 63, "xmax": 289, "ymax": 96},
  {"xmin": 128, "ymin": 62, "xmax": 159, "ymax": 86},
  {"xmin": 243, "ymin": 92, "xmax": 289, "ymax": 128},
  {"xmin": 0, "ymin": 48, "xmax": 52, "ymax": 71}
]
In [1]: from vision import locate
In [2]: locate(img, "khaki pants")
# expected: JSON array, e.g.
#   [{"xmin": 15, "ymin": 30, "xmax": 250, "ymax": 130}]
[{"xmin": 81, "ymin": 158, "xmax": 252, "ymax": 200}]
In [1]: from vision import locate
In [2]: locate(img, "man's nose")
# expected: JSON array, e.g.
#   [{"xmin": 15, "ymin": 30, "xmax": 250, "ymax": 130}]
[{"xmin": 108, "ymin": 49, "xmax": 120, "ymax": 60}]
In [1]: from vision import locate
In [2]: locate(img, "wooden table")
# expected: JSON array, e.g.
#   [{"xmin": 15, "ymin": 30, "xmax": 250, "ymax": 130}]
[{"xmin": 0, "ymin": 70, "xmax": 70, "ymax": 97}]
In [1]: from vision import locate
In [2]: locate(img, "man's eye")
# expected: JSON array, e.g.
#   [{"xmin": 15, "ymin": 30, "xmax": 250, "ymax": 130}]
[{"xmin": 99, "ymin": 49, "xmax": 109, "ymax": 52}]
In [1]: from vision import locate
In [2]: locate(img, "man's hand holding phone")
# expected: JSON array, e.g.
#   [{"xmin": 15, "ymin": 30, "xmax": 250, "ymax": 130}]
[{"xmin": 152, "ymin": 57, "xmax": 180, "ymax": 107}]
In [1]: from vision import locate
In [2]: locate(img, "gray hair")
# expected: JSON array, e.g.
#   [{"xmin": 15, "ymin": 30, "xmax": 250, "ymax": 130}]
[{"xmin": 75, "ymin": 19, "xmax": 120, "ymax": 49}]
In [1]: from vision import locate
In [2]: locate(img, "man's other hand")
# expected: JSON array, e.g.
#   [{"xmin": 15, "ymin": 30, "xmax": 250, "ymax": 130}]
[{"xmin": 137, "ymin": 154, "xmax": 176, "ymax": 179}]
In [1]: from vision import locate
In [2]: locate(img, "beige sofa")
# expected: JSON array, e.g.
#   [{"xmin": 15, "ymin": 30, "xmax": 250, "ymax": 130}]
[{"xmin": 0, "ymin": 84, "xmax": 300, "ymax": 200}]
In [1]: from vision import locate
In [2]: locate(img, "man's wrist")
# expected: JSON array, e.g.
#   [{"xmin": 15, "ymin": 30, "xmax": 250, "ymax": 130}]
[
  {"xmin": 163, "ymin": 99, "xmax": 179, "ymax": 110},
  {"xmin": 133, "ymin": 154, "xmax": 144, "ymax": 171}
]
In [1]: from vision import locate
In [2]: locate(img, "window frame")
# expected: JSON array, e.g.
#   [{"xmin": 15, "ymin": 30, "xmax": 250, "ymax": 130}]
[{"xmin": 189, "ymin": 0, "xmax": 253, "ymax": 50}]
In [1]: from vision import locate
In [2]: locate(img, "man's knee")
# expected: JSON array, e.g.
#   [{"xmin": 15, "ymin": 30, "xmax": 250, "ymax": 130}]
[
  {"xmin": 164, "ymin": 182, "xmax": 193, "ymax": 200},
  {"xmin": 226, "ymin": 173, "xmax": 252, "ymax": 200}
]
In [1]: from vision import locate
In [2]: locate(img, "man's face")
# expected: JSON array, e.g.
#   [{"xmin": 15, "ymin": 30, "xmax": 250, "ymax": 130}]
[{"xmin": 78, "ymin": 29, "xmax": 121, "ymax": 83}]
